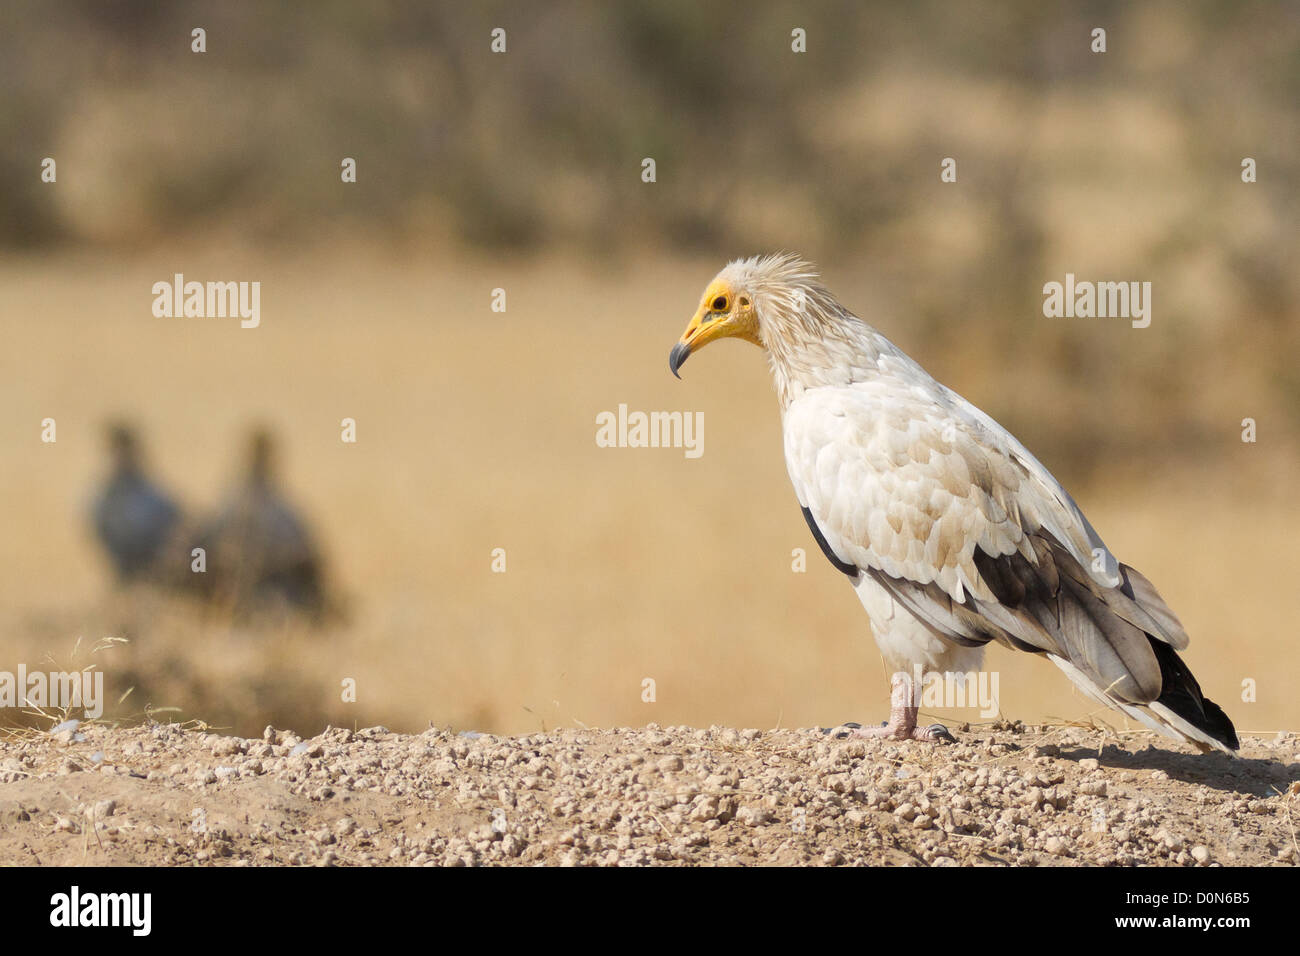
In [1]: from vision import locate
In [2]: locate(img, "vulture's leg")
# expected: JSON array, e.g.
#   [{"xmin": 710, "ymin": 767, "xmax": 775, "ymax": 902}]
[{"xmin": 826, "ymin": 673, "xmax": 955, "ymax": 743}]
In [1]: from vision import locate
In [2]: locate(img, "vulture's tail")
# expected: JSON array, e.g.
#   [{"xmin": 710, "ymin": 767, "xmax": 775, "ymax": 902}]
[
  {"xmin": 1030, "ymin": 544, "xmax": 1239, "ymax": 755},
  {"xmin": 1143, "ymin": 637, "xmax": 1238, "ymax": 753},
  {"xmin": 1048, "ymin": 646, "xmax": 1239, "ymax": 755}
]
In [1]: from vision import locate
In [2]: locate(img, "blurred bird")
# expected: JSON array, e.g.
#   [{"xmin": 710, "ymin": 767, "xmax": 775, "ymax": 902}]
[
  {"xmin": 197, "ymin": 429, "xmax": 328, "ymax": 618},
  {"xmin": 92, "ymin": 423, "xmax": 182, "ymax": 583},
  {"xmin": 670, "ymin": 254, "xmax": 1237, "ymax": 754}
]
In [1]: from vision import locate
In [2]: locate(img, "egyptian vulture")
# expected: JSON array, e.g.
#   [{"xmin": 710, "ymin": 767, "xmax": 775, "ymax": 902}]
[
  {"xmin": 92, "ymin": 423, "xmax": 182, "ymax": 583},
  {"xmin": 196, "ymin": 429, "xmax": 327, "ymax": 618},
  {"xmin": 669, "ymin": 254, "xmax": 1237, "ymax": 754}
]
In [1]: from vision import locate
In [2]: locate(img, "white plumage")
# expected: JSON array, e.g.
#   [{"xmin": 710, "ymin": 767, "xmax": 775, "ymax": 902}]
[{"xmin": 670, "ymin": 254, "xmax": 1237, "ymax": 754}]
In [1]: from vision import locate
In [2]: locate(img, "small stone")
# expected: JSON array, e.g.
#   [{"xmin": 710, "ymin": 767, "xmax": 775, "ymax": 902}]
[
  {"xmin": 735, "ymin": 805, "xmax": 771, "ymax": 827},
  {"xmin": 212, "ymin": 737, "xmax": 244, "ymax": 757},
  {"xmin": 1155, "ymin": 829, "xmax": 1184, "ymax": 852},
  {"xmin": 1191, "ymin": 845, "xmax": 1210, "ymax": 864}
]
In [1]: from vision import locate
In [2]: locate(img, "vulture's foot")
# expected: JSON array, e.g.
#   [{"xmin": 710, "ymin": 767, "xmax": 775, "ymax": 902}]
[
  {"xmin": 824, "ymin": 718, "xmax": 955, "ymax": 743},
  {"xmin": 823, "ymin": 673, "xmax": 956, "ymax": 743}
]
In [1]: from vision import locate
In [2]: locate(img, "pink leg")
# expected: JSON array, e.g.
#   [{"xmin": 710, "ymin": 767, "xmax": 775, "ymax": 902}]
[{"xmin": 827, "ymin": 673, "xmax": 955, "ymax": 743}]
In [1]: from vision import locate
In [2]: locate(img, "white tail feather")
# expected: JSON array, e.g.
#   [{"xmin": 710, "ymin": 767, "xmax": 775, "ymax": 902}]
[{"xmin": 1046, "ymin": 655, "xmax": 1235, "ymax": 756}]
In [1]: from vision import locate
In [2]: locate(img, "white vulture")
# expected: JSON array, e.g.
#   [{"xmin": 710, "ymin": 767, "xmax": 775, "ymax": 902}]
[{"xmin": 669, "ymin": 254, "xmax": 1237, "ymax": 754}]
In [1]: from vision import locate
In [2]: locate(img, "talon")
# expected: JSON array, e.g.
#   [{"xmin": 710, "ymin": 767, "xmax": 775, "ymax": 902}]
[{"xmin": 916, "ymin": 723, "xmax": 956, "ymax": 744}]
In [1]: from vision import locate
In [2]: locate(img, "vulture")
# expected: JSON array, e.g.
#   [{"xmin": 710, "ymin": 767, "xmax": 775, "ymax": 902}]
[
  {"xmin": 197, "ymin": 429, "xmax": 327, "ymax": 618},
  {"xmin": 92, "ymin": 423, "xmax": 182, "ymax": 583},
  {"xmin": 669, "ymin": 254, "xmax": 1237, "ymax": 754}
]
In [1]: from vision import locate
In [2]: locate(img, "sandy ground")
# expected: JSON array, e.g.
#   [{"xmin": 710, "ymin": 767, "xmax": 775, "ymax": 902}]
[{"xmin": 2, "ymin": 720, "xmax": 1296, "ymax": 867}]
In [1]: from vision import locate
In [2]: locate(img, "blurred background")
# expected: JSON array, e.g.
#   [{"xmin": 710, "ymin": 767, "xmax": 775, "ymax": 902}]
[{"xmin": 1, "ymin": 0, "xmax": 1296, "ymax": 738}]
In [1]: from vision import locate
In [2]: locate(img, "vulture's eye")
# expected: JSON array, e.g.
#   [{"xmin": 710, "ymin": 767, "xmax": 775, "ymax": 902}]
[{"xmin": 711, "ymin": 295, "xmax": 729, "ymax": 311}]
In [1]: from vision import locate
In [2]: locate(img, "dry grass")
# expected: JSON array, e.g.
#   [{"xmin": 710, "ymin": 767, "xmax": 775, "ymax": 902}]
[{"xmin": 0, "ymin": 247, "xmax": 1294, "ymax": 738}]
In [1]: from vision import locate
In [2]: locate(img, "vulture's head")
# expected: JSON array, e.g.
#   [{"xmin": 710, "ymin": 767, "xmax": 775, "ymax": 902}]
[
  {"xmin": 246, "ymin": 428, "xmax": 278, "ymax": 484},
  {"xmin": 669, "ymin": 253, "xmax": 852, "ymax": 379},
  {"xmin": 106, "ymin": 422, "xmax": 143, "ymax": 474}
]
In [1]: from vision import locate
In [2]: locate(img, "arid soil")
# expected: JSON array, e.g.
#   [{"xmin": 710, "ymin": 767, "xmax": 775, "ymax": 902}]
[{"xmin": 1, "ymin": 721, "xmax": 1297, "ymax": 867}]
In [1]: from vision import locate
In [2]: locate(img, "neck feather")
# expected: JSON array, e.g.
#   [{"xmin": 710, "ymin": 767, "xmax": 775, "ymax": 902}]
[{"xmin": 755, "ymin": 283, "xmax": 904, "ymax": 408}]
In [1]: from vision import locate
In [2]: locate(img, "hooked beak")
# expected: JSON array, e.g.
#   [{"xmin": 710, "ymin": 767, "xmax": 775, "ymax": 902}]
[
  {"xmin": 669, "ymin": 285, "xmax": 760, "ymax": 379},
  {"xmin": 669, "ymin": 304, "xmax": 728, "ymax": 379},
  {"xmin": 668, "ymin": 341, "xmax": 691, "ymax": 379}
]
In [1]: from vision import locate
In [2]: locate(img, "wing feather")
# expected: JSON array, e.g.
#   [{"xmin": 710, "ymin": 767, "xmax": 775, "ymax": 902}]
[{"xmin": 783, "ymin": 380, "xmax": 1185, "ymax": 707}]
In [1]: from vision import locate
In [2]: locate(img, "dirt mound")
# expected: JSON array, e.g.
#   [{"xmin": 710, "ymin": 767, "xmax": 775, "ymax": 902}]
[{"xmin": 1, "ymin": 721, "xmax": 1296, "ymax": 866}]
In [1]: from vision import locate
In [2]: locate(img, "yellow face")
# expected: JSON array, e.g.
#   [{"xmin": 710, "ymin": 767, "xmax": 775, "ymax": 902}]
[{"xmin": 669, "ymin": 279, "xmax": 761, "ymax": 378}]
